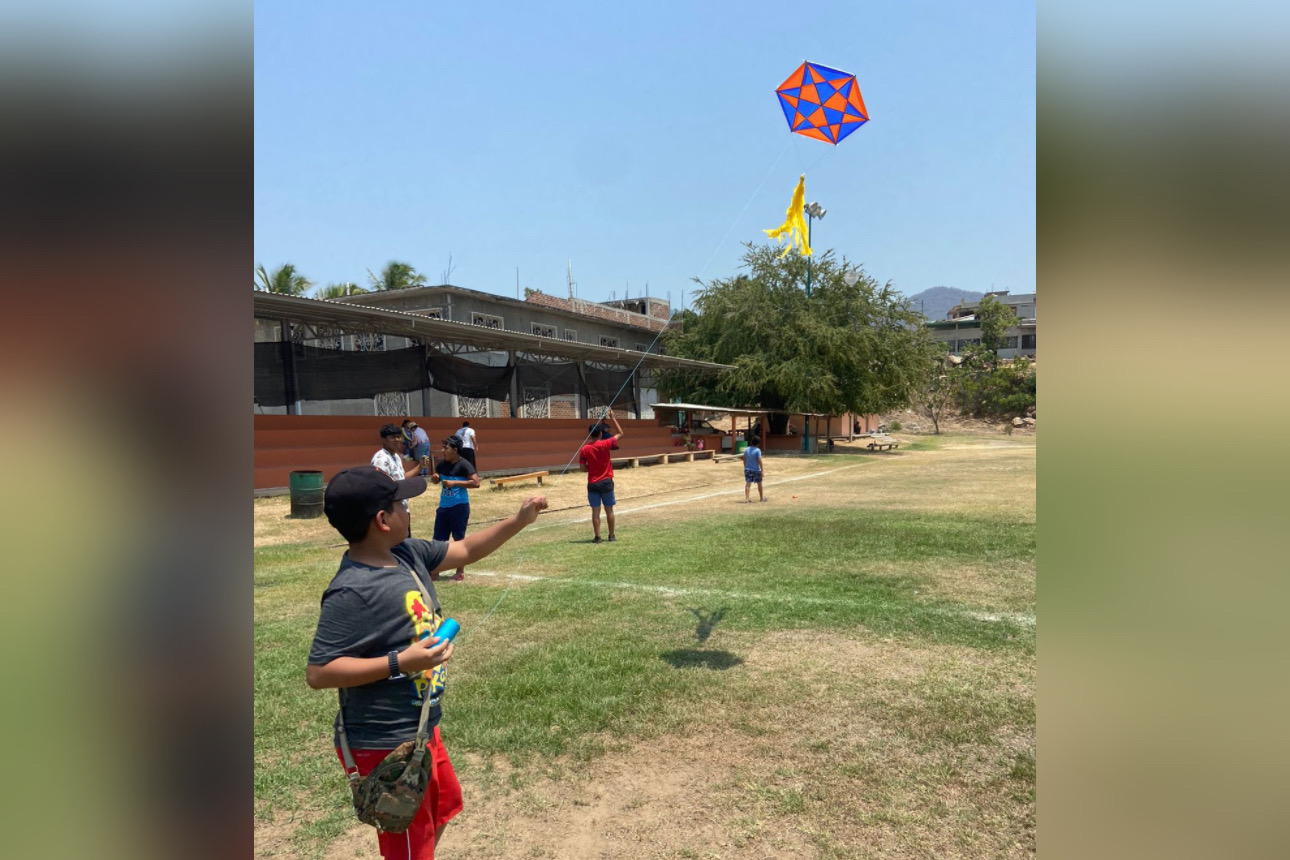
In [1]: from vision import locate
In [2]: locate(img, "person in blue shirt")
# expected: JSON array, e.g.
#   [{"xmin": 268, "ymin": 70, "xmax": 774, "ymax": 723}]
[
  {"xmin": 430, "ymin": 435, "xmax": 480, "ymax": 580},
  {"xmin": 409, "ymin": 421, "xmax": 433, "ymax": 476},
  {"xmin": 742, "ymin": 435, "xmax": 766, "ymax": 503}
]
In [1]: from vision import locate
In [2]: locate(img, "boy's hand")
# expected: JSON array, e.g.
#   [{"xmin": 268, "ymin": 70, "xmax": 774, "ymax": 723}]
[
  {"xmin": 430, "ymin": 473, "xmax": 441, "ymax": 484},
  {"xmin": 516, "ymin": 495, "xmax": 549, "ymax": 526},
  {"xmin": 401, "ymin": 636, "xmax": 453, "ymax": 674}
]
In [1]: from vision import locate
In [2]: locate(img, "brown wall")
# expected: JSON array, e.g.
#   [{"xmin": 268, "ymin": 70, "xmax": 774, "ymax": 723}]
[{"xmin": 254, "ymin": 415, "xmax": 681, "ymax": 491}]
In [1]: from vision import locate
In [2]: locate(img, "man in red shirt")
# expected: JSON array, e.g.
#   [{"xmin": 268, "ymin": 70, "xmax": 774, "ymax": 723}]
[{"xmin": 578, "ymin": 407, "xmax": 624, "ymax": 543}]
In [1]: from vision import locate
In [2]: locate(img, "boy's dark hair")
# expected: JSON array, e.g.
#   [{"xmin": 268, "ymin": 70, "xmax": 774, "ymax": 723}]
[
  {"xmin": 588, "ymin": 422, "xmax": 611, "ymax": 439},
  {"xmin": 750, "ymin": 435, "xmax": 761, "ymax": 446},
  {"xmin": 380, "ymin": 423, "xmax": 401, "ymax": 438},
  {"xmin": 332, "ymin": 500, "xmax": 395, "ymax": 543},
  {"xmin": 461, "ymin": 420, "xmax": 470, "ymax": 426},
  {"xmin": 443, "ymin": 435, "xmax": 463, "ymax": 451}
]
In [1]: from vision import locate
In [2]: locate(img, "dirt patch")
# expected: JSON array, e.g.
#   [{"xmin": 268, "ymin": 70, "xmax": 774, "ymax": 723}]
[
  {"xmin": 425, "ymin": 630, "xmax": 1037, "ymax": 859},
  {"xmin": 255, "ymin": 808, "xmax": 326, "ymax": 858},
  {"xmin": 259, "ymin": 633, "xmax": 1033, "ymax": 860}
]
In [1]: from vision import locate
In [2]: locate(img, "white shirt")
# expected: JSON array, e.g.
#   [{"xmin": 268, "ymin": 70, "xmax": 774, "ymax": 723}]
[
  {"xmin": 371, "ymin": 448, "xmax": 410, "ymax": 509},
  {"xmin": 457, "ymin": 426, "xmax": 477, "ymax": 449}
]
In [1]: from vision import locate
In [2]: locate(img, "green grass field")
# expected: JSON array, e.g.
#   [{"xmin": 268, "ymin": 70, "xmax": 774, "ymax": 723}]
[{"xmin": 255, "ymin": 432, "xmax": 1036, "ymax": 859}]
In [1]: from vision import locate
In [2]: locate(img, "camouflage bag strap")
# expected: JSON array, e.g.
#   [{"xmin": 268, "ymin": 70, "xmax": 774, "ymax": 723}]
[
  {"xmin": 406, "ymin": 565, "xmax": 441, "ymax": 748},
  {"xmin": 335, "ymin": 562, "xmax": 439, "ymax": 783},
  {"xmin": 336, "ymin": 690, "xmax": 362, "ymax": 789}
]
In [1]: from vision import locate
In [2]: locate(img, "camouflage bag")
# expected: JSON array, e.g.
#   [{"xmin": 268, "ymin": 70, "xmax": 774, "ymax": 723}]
[
  {"xmin": 347, "ymin": 740, "xmax": 431, "ymax": 832},
  {"xmin": 336, "ymin": 568, "xmax": 441, "ymax": 833}
]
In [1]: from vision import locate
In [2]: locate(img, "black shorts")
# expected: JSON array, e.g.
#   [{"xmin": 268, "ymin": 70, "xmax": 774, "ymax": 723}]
[{"xmin": 433, "ymin": 504, "xmax": 470, "ymax": 541}]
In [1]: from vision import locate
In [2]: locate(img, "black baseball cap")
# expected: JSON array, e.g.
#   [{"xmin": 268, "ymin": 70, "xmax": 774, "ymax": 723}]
[{"xmin": 324, "ymin": 466, "xmax": 427, "ymax": 531}]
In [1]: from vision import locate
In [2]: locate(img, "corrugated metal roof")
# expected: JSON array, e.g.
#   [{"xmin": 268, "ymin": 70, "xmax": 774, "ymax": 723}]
[
  {"xmin": 336, "ymin": 283, "xmax": 668, "ymax": 332},
  {"xmin": 652, "ymin": 402, "xmax": 830, "ymax": 417},
  {"xmin": 253, "ymin": 292, "xmax": 732, "ymax": 373}
]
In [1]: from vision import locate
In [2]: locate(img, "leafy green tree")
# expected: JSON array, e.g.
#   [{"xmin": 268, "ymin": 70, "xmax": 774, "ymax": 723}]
[
  {"xmin": 315, "ymin": 282, "xmax": 368, "ymax": 299},
  {"xmin": 254, "ymin": 263, "xmax": 313, "ymax": 296},
  {"xmin": 366, "ymin": 260, "xmax": 428, "ymax": 291},
  {"xmin": 976, "ymin": 294, "xmax": 1015, "ymax": 364},
  {"xmin": 957, "ymin": 345, "xmax": 1036, "ymax": 418},
  {"xmin": 657, "ymin": 243, "xmax": 936, "ymax": 418},
  {"xmin": 920, "ymin": 346, "xmax": 961, "ymax": 435}
]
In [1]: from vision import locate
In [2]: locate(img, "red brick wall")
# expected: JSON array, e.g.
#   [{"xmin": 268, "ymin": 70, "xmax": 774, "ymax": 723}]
[{"xmin": 254, "ymin": 415, "xmax": 680, "ymax": 491}]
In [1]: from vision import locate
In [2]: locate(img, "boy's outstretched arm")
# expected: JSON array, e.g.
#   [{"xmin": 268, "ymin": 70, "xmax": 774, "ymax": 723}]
[{"xmin": 437, "ymin": 495, "xmax": 548, "ymax": 572}]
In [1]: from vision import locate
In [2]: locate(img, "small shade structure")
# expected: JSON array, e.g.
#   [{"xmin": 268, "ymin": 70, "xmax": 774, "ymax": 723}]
[{"xmin": 651, "ymin": 402, "xmax": 854, "ymax": 453}]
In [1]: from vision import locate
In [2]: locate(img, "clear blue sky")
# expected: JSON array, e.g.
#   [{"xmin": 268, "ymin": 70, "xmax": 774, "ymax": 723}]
[{"xmin": 255, "ymin": 1, "xmax": 1034, "ymax": 308}]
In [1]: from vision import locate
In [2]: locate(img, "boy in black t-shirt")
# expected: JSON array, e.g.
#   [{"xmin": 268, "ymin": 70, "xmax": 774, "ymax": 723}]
[
  {"xmin": 307, "ymin": 465, "xmax": 546, "ymax": 860},
  {"xmin": 431, "ymin": 435, "xmax": 480, "ymax": 581}
]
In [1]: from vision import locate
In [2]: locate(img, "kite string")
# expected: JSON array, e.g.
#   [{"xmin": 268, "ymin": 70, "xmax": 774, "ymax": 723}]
[
  {"xmin": 693, "ymin": 137, "xmax": 793, "ymax": 282},
  {"xmin": 550, "ymin": 138, "xmax": 802, "ymax": 484},
  {"xmin": 466, "ymin": 310, "xmax": 673, "ymax": 643},
  {"xmin": 461, "ymin": 134, "xmax": 810, "ymax": 638},
  {"xmin": 792, "ymin": 136, "xmax": 836, "ymax": 185},
  {"xmin": 549, "ymin": 314, "xmax": 671, "ymax": 484}
]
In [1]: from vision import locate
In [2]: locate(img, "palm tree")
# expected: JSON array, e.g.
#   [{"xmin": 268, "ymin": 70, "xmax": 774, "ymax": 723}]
[
  {"xmin": 367, "ymin": 260, "xmax": 428, "ymax": 291},
  {"xmin": 255, "ymin": 263, "xmax": 313, "ymax": 296},
  {"xmin": 315, "ymin": 282, "xmax": 369, "ymax": 299}
]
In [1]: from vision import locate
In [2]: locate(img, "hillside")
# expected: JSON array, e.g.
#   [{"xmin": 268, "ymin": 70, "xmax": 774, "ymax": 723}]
[{"xmin": 906, "ymin": 286, "xmax": 984, "ymax": 321}]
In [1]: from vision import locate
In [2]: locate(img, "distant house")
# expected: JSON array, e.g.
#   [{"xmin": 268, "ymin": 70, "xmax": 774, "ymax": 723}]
[{"xmin": 925, "ymin": 290, "xmax": 1036, "ymax": 358}]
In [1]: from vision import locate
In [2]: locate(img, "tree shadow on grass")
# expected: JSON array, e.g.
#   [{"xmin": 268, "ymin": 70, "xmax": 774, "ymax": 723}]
[{"xmin": 660, "ymin": 649, "xmax": 743, "ymax": 671}]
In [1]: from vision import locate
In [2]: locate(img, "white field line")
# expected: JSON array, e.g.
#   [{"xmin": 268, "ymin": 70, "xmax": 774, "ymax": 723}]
[
  {"xmin": 527, "ymin": 462, "xmax": 870, "ymax": 531},
  {"xmin": 462, "ymin": 569, "xmax": 1035, "ymax": 628}
]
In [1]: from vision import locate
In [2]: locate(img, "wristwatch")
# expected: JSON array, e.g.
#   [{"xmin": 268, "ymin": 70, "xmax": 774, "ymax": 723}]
[{"xmin": 388, "ymin": 651, "xmax": 406, "ymax": 680}]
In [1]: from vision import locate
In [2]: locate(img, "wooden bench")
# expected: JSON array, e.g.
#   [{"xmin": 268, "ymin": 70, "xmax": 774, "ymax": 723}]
[
  {"xmin": 621, "ymin": 454, "xmax": 665, "ymax": 468},
  {"xmin": 605, "ymin": 449, "xmax": 719, "ymax": 469},
  {"xmin": 489, "ymin": 470, "xmax": 549, "ymax": 489},
  {"xmin": 863, "ymin": 434, "xmax": 900, "ymax": 452}
]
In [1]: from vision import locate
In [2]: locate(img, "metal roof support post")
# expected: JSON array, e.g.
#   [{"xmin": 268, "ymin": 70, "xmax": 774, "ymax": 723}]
[
  {"xmin": 508, "ymin": 350, "xmax": 519, "ymax": 418},
  {"xmin": 281, "ymin": 319, "xmax": 301, "ymax": 415},
  {"xmin": 420, "ymin": 343, "xmax": 432, "ymax": 418}
]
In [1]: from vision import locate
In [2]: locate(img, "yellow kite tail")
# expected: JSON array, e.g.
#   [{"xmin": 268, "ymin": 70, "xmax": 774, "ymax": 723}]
[{"xmin": 762, "ymin": 174, "xmax": 813, "ymax": 259}]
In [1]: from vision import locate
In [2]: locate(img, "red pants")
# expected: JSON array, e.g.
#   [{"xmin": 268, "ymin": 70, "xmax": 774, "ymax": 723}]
[{"xmin": 336, "ymin": 726, "xmax": 463, "ymax": 860}]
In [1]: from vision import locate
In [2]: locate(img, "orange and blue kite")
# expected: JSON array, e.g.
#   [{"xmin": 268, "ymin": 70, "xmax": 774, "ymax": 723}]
[{"xmin": 775, "ymin": 61, "xmax": 868, "ymax": 145}]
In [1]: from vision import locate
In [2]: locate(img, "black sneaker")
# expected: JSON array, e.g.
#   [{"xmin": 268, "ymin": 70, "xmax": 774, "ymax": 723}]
[
  {"xmin": 607, "ymin": 534, "xmax": 617, "ymax": 542},
  {"xmin": 592, "ymin": 536, "xmax": 602, "ymax": 544}
]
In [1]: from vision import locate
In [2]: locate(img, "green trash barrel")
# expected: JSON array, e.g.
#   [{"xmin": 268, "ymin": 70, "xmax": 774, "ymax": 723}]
[
  {"xmin": 289, "ymin": 470, "xmax": 325, "ymax": 519},
  {"xmin": 735, "ymin": 440, "xmax": 748, "ymax": 453}
]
